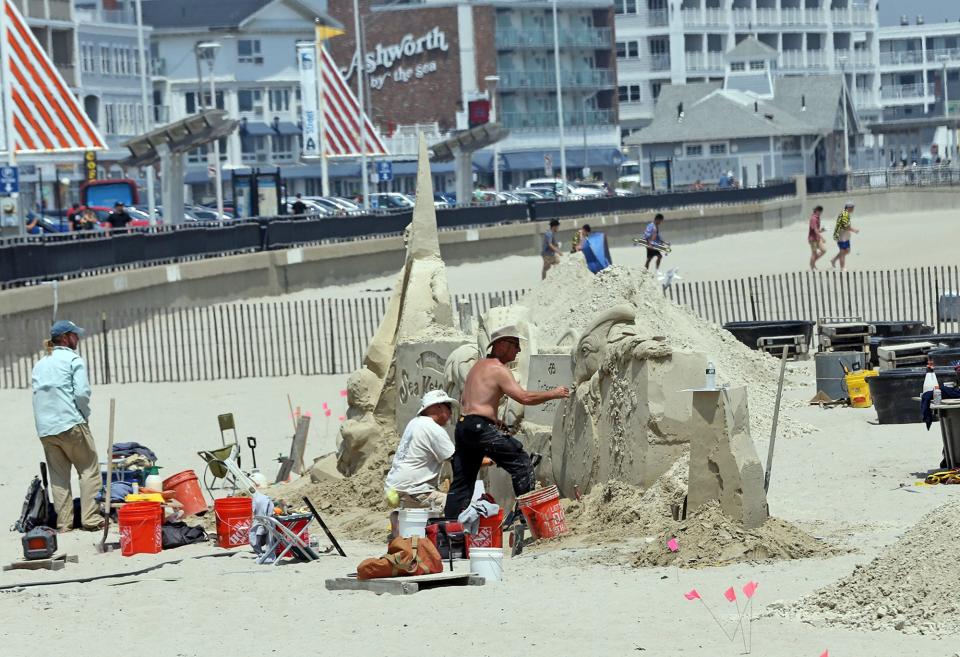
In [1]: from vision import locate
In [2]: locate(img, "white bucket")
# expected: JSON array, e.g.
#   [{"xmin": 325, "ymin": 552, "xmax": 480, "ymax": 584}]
[
  {"xmin": 469, "ymin": 547, "xmax": 504, "ymax": 582},
  {"xmin": 397, "ymin": 508, "xmax": 430, "ymax": 538}
]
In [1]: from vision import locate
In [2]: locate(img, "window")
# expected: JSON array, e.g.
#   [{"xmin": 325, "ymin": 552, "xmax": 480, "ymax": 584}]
[
  {"xmin": 114, "ymin": 47, "xmax": 125, "ymax": 75},
  {"xmin": 616, "ymin": 41, "xmax": 626, "ymax": 58},
  {"xmin": 272, "ymin": 134, "xmax": 294, "ymax": 161},
  {"xmin": 241, "ymin": 134, "xmax": 267, "ymax": 162},
  {"xmin": 615, "ymin": 0, "xmax": 637, "ymax": 13},
  {"xmin": 238, "ymin": 88, "xmax": 263, "ymax": 115},
  {"xmin": 185, "ymin": 91, "xmax": 225, "ymax": 113},
  {"xmin": 100, "ymin": 46, "xmax": 112, "ymax": 74},
  {"xmin": 685, "ymin": 144, "xmax": 703, "ymax": 157},
  {"xmin": 238, "ymin": 39, "xmax": 263, "ymax": 64},
  {"xmin": 730, "ymin": 61, "xmax": 745, "ymax": 71},
  {"xmin": 268, "ymin": 89, "xmax": 290, "ymax": 113},
  {"xmin": 616, "ymin": 42, "xmax": 640, "ymax": 63},
  {"xmin": 104, "ymin": 103, "xmax": 116, "ymax": 133},
  {"xmin": 618, "ymin": 85, "xmax": 642, "ymax": 102},
  {"xmin": 80, "ymin": 44, "xmax": 95, "ymax": 74},
  {"xmin": 652, "ymin": 80, "xmax": 665, "ymax": 99},
  {"xmin": 709, "ymin": 143, "xmax": 727, "ymax": 155},
  {"xmin": 749, "ymin": 60, "xmax": 766, "ymax": 70}
]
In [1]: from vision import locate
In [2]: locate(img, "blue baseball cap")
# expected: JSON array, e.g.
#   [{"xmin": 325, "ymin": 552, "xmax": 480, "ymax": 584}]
[{"xmin": 50, "ymin": 320, "xmax": 85, "ymax": 338}]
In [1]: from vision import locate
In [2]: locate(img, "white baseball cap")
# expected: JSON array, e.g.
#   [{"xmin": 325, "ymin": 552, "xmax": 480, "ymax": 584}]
[{"xmin": 417, "ymin": 389, "xmax": 457, "ymax": 415}]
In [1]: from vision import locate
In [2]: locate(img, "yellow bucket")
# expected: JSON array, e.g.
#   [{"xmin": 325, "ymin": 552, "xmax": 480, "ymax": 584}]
[{"xmin": 845, "ymin": 369, "xmax": 878, "ymax": 408}]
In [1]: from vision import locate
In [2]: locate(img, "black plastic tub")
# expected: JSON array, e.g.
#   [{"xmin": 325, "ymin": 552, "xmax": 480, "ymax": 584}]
[
  {"xmin": 869, "ymin": 321, "xmax": 932, "ymax": 338},
  {"xmin": 929, "ymin": 348, "xmax": 960, "ymax": 368},
  {"xmin": 722, "ymin": 321, "xmax": 815, "ymax": 350},
  {"xmin": 867, "ymin": 367, "xmax": 960, "ymax": 424}
]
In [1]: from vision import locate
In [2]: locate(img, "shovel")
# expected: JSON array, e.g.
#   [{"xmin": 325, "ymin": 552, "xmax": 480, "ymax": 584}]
[{"xmin": 247, "ymin": 436, "xmax": 258, "ymax": 469}]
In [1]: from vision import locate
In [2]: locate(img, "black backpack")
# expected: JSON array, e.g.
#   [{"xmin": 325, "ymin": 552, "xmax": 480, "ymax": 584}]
[{"xmin": 12, "ymin": 464, "xmax": 56, "ymax": 533}]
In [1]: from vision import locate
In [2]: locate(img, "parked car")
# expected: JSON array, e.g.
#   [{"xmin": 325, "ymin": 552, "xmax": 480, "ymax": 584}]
[
  {"xmin": 283, "ymin": 199, "xmax": 332, "ymax": 216},
  {"xmin": 572, "ymin": 181, "xmax": 611, "ymax": 197},
  {"xmin": 368, "ymin": 193, "xmax": 415, "ymax": 210},
  {"xmin": 525, "ymin": 177, "xmax": 603, "ymax": 199},
  {"xmin": 510, "ymin": 188, "xmax": 548, "ymax": 202},
  {"xmin": 188, "ymin": 205, "xmax": 233, "ymax": 221}
]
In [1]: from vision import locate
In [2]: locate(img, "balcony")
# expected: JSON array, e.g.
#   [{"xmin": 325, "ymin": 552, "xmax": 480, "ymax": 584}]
[
  {"xmin": 650, "ymin": 54, "xmax": 671, "ymax": 71},
  {"xmin": 685, "ymin": 51, "xmax": 724, "ymax": 72},
  {"xmin": 807, "ymin": 50, "xmax": 826, "ymax": 69},
  {"xmin": 832, "ymin": 6, "xmax": 872, "ymax": 27},
  {"xmin": 755, "ymin": 7, "xmax": 777, "ymax": 27},
  {"xmin": 881, "ymin": 82, "xmax": 936, "ymax": 101},
  {"xmin": 153, "ymin": 105, "xmax": 170, "ymax": 125},
  {"xmin": 74, "ymin": 8, "xmax": 134, "ymax": 24},
  {"xmin": 498, "ymin": 68, "xmax": 615, "ymax": 90},
  {"xmin": 55, "ymin": 62, "xmax": 76, "ymax": 86},
  {"xmin": 151, "ymin": 58, "xmax": 166, "ymax": 76},
  {"xmin": 649, "ymin": 9, "xmax": 668, "ymax": 27},
  {"xmin": 732, "ymin": 8, "xmax": 751, "ymax": 27},
  {"xmin": 880, "ymin": 50, "xmax": 925, "ymax": 67},
  {"xmin": 780, "ymin": 50, "xmax": 804, "ymax": 70},
  {"xmin": 926, "ymin": 48, "xmax": 960, "ymax": 64},
  {"xmin": 500, "ymin": 109, "xmax": 615, "ymax": 130},
  {"xmin": 495, "ymin": 27, "xmax": 612, "ymax": 50},
  {"xmin": 835, "ymin": 49, "xmax": 873, "ymax": 69},
  {"xmin": 681, "ymin": 7, "xmax": 726, "ymax": 28}
]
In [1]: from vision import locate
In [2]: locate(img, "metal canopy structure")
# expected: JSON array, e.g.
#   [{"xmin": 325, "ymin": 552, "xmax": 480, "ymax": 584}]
[
  {"xmin": 430, "ymin": 122, "xmax": 508, "ymax": 205},
  {"xmin": 120, "ymin": 110, "xmax": 238, "ymax": 224},
  {"xmin": 866, "ymin": 116, "xmax": 960, "ymax": 165}
]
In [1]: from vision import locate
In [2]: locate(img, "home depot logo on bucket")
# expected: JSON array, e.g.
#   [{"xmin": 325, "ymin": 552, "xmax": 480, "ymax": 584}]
[
  {"xmin": 226, "ymin": 517, "xmax": 252, "ymax": 548},
  {"xmin": 517, "ymin": 486, "xmax": 567, "ymax": 540}
]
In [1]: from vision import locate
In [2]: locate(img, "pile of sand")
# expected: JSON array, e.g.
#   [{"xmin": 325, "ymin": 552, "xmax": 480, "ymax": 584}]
[
  {"xmin": 523, "ymin": 258, "xmax": 810, "ymax": 441},
  {"xmin": 785, "ymin": 500, "xmax": 960, "ymax": 637},
  {"xmin": 634, "ymin": 500, "xmax": 835, "ymax": 569}
]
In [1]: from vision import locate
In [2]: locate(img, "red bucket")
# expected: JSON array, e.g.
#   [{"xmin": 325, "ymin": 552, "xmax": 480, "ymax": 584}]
[
  {"xmin": 118, "ymin": 501, "xmax": 163, "ymax": 556},
  {"xmin": 163, "ymin": 469, "xmax": 207, "ymax": 518},
  {"xmin": 517, "ymin": 485, "xmax": 567, "ymax": 539},
  {"xmin": 466, "ymin": 509, "xmax": 504, "ymax": 550},
  {"xmin": 214, "ymin": 496, "xmax": 253, "ymax": 548},
  {"xmin": 275, "ymin": 513, "xmax": 311, "ymax": 557}
]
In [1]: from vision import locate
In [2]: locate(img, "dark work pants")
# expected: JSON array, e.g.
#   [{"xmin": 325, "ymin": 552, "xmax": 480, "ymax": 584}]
[{"xmin": 443, "ymin": 414, "xmax": 534, "ymax": 519}]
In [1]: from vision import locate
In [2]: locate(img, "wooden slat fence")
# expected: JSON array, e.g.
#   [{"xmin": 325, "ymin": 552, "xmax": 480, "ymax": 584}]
[{"xmin": 0, "ymin": 289, "xmax": 527, "ymax": 389}]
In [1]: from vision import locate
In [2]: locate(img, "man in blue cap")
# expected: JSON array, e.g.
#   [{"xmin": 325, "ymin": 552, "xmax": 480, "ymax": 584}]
[{"xmin": 31, "ymin": 320, "xmax": 102, "ymax": 532}]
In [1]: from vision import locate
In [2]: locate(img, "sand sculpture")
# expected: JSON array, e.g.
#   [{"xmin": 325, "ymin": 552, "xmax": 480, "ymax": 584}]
[{"xmin": 336, "ymin": 133, "xmax": 466, "ymax": 475}]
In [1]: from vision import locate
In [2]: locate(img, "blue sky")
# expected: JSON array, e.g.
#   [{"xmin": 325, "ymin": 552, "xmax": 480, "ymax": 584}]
[{"xmin": 880, "ymin": 1, "xmax": 957, "ymax": 26}]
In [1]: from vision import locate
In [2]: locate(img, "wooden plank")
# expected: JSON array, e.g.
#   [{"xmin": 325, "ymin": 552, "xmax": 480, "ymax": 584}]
[
  {"xmin": 325, "ymin": 572, "xmax": 484, "ymax": 595},
  {"xmin": 3, "ymin": 554, "xmax": 78, "ymax": 572}
]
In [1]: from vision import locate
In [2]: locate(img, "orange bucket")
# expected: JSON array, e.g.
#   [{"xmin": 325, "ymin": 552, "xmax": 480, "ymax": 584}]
[
  {"xmin": 118, "ymin": 501, "xmax": 163, "ymax": 556},
  {"xmin": 163, "ymin": 469, "xmax": 207, "ymax": 517},
  {"xmin": 466, "ymin": 509, "xmax": 504, "ymax": 550},
  {"xmin": 517, "ymin": 485, "xmax": 567, "ymax": 539},
  {"xmin": 214, "ymin": 496, "xmax": 253, "ymax": 548}
]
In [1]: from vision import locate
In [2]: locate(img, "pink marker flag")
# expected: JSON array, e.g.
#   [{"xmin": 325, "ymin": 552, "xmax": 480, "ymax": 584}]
[
  {"xmin": 338, "ymin": 415, "xmax": 345, "ymax": 421},
  {"xmin": 743, "ymin": 581, "xmax": 758, "ymax": 599},
  {"xmin": 667, "ymin": 537, "xmax": 679, "ymax": 552},
  {"xmin": 684, "ymin": 589, "xmax": 701, "ymax": 601},
  {"xmin": 819, "ymin": 651, "xmax": 828, "ymax": 657},
  {"xmin": 322, "ymin": 402, "xmax": 328, "ymax": 409},
  {"xmin": 724, "ymin": 587, "xmax": 737, "ymax": 603},
  {"xmin": 324, "ymin": 409, "xmax": 332, "ymax": 417},
  {"xmin": 304, "ymin": 411, "xmax": 312, "ymax": 418},
  {"xmin": 339, "ymin": 389, "xmax": 348, "ymax": 397}
]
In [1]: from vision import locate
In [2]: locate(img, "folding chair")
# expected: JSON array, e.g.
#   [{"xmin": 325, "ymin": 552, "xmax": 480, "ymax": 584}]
[
  {"xmin": 253, "ymin": 514, "xmax": 321, "ymax": 565},
  {"xmin": 198, "ymin": 443, "xmax": 258, "ymax": 499}
]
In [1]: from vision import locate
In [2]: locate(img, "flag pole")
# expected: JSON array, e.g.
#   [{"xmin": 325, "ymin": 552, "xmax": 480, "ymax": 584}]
[
  {"xmin": 0, "ymin": 0, "xmax": 23, "ymax": 237},
  {"xmin": 315, "ymin": 25, "xmax": 329, "ymax": 197},
  {"xmin": 351, "ymin": 0, "xmax": 368, "ymax": 209}
]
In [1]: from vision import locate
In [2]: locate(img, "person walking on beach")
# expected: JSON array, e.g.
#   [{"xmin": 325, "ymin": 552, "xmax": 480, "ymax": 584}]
[
  {"xmin": 643, "ymin": 213, "xmax": 668, "ymax": 271},
  {"xmin": 830, "ymin": 201, "xmax": 859, "ymax": 272},
  {"xmin": 541, "ymin": 219, "xmax": 563, "ymax": 279},
  {"xmin": 808, "ymin": 205, "xmax": 827, "ymax": 270},
  {"xmin": 443, "ymin": 328, "xmax": 569, "ymax": 519},
  {"xmin": 31, "ymin": 321, "xmax": 102, "ymax": 532}
]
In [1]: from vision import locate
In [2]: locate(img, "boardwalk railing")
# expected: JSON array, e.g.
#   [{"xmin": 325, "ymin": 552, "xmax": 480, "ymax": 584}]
[
  {"xmin": 664, "ymin": 266, "xmax": 960, "ymax": 332},
  {"xmin": 0, "ymin": 289, "xmax": 527, "ymax": 389}
]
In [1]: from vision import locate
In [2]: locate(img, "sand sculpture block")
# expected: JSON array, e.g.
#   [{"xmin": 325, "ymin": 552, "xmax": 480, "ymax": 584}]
[
  {"xmin": 552, "ymin": 349, "xmax": 705, "ymax": 497},
  {"xmin": 525, "ymin": 353, "xmax": 574, "ymax": 426},
  {"xmin": 687, "ymin": 386, "xmax": 768, "ymax": 529},
  {"xmin": 394, "ymin": 337, "xmax": 468, "ymax": 434}
]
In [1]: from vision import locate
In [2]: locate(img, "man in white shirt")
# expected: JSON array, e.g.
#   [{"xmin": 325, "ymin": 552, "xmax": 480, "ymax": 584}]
[{"xmin": 385, "ymin": 389, "xmax": 457, "ymax": 513}]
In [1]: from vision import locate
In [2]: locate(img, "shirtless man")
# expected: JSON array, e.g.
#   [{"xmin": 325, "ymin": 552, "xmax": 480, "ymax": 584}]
[{"xmin": 442, "ymin": 327, "xmax": 569, "ymax": 518}]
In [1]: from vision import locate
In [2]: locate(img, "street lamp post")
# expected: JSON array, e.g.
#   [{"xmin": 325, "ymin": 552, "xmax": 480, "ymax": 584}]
[
  {"xmin": 551, "ymin": 0, "xmax": 567, "ymax": 184},
  {"xmin": 484, "ymin": 75, "xmax": 500, "ymax": 192},
  {"xmin": 134, "ymin": 0, "xmax": 156, "ymax": 225},
  {"xmin": 352, "ymin": 0, "xmax": 369, "ymax": 209},
  {"xmin": 195, "ymin": 42, "xmax": 224, "ymax": 220},
  {"xmin": 839, "ymin": 57, "xmax": 850, "ymax": 172}
]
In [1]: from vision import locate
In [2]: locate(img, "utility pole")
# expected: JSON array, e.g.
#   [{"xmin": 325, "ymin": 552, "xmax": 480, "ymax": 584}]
[
  {"xmin": 135, "ymin": 0, "xmax": 156, "ymax": 224},
  {"xmin": 551, "ymin": 0, "xmax": 567, "ymax": 184}
]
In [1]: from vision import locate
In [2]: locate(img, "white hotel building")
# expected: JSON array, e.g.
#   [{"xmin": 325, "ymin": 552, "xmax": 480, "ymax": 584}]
[{"xmin": 615, "ymin": 0, "xmax": 881, "ymax": 139}]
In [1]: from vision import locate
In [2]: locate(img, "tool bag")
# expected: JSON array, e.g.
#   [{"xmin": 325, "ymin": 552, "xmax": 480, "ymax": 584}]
[
  {"xmin": 11, "ymin": 465, "xmax": 55, "ymax": 533},
  {"xmin": 425, "ymin": 519, "xmax": 468, "ymax": 560},
  {"xmin": 356, "ymin": 535, "xmax": 442, "ymax": 581}
]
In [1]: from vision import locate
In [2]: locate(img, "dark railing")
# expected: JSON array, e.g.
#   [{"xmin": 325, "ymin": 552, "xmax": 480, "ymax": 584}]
[{"xmin": 0, "ymin": 184, "xmax": 795, "ymax": 288}]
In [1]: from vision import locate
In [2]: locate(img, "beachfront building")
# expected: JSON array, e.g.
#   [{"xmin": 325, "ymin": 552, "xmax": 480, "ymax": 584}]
[
  {"xmin": 625, "ymin": 37, "xmax": 860, "ymax": 189},
  {"xmin": 327, "ymin": 0, "xmax": 623, "ymax": 190},
  {"xmin": 615, "ymin": 0, "xmax": 881, "ymax": 139},
  {"xmin": 878, "ymin": 16, "xmax": 960, "ymax": 163},
  {"xmin": 143, "ymin": 0, "xmax": 339, "ymax": 203}
]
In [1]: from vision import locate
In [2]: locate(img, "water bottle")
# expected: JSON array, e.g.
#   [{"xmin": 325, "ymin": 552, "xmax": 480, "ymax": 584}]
[
  {"xmin": 705, "ymin": 361, "xmax": 716, "ymax": 390},
  {"xmin": 933, "ymin": 384, "xmax": 943, "ymax": 407}
]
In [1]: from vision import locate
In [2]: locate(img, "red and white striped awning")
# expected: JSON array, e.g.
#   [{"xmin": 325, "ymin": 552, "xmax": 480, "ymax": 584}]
[
  {"xmin": 319, "ymin": 46, "xmax": 387, "ymax": 157},
  {"xmin": 2, "ymin": 0, "xmax": 106, "ymax": 154}
]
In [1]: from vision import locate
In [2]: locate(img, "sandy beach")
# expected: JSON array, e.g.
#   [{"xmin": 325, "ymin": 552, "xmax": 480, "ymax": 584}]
[{"xmin": 2, "ymin": 207, "xmax": 958, "ymax": 657}]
